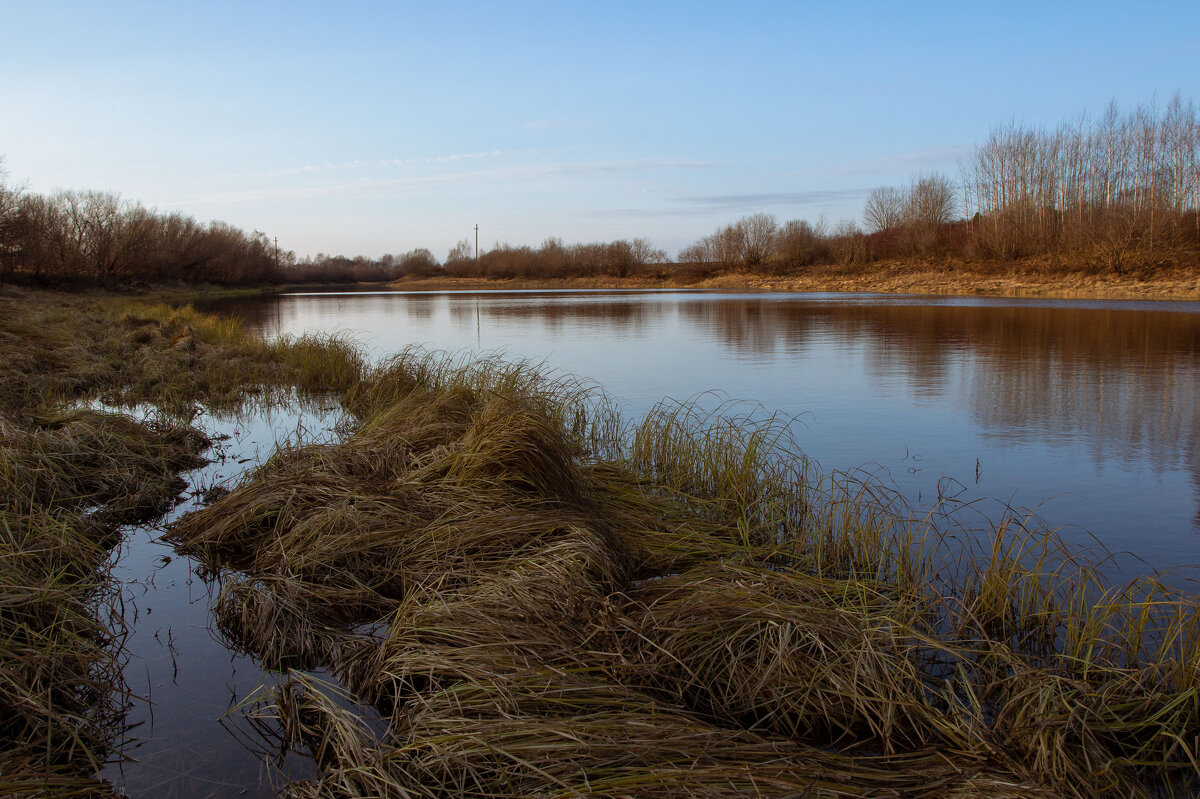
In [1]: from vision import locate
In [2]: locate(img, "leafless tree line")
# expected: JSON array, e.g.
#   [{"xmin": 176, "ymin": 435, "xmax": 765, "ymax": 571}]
[
  {"xmin": 960, "ymin": 94, "xmax": 1200, "ymax": 264},
  {"xmin": 682, "ymin": 97, "xmax": 1200, "ymax": 273},
  {"xmin": 0, "ymin": 171, "xmax": 288, "ymax": 285},
  {"xmin": 443, "ymin": 237, "xmax": 668, "ymax": 279},
  {"xmin": 678, "ymin": 214, "xmax": 837, "ymax": 272},
  {"xmin": 863, "ymin": 175, "xmax": 956, "ymax": 234},
  {"xmin": 4, "ymin": 94, "xmax": 1196, "ymax": 287},
  {"xmin": 0, "ymin": 165, "xmax": 450, "ymax": 287},
  {"xmin": 287, "ymin": 249, "xmax": 439, "ymax": 283},
  {"xmin": 0, "ymin": 161, "xmax": 22, "ymax": 278}
]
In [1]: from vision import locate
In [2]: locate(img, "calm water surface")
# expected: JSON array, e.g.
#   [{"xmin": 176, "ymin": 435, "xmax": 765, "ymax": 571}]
[
  {"xmin": 207, "ymin": 289, "xmax": 1200, "ymax": 578},
  {"xmin": 101, "ymin": 400, "xmax": 369, "ymax": 798}
]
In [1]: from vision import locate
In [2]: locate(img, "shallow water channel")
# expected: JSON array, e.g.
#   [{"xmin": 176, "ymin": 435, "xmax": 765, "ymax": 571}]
[{"xmin": 100, "ymin": 399, "xmax": 380, "ymax": 798}]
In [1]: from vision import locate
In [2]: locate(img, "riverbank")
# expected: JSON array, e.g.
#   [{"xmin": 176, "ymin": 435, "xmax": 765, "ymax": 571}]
[
  {"xmin": 123, "ymin": 280, "xmax": 391, "ymax": 303},
  {"xmin": 390, "ymin": 259, "xmax": 1200, "ymax": 300},
  {"xmin": 3, "ymin": 287, "xmax": 1199, "ymax": 797},
  {"xmin": 0, "ymin": 287, "xmax": 364, "ymax": 795}
]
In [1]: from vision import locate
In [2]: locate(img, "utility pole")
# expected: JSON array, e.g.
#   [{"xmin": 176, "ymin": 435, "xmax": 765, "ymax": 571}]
[
  {"xmin": 274, "ymin": 237, "xmax": 279, "ymax": 268},
  {"xmin": 474, "ymin": 224, "xmax": 479, "ymax": 262}
]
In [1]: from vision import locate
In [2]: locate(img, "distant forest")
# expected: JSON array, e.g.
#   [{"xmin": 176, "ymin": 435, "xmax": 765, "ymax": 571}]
[{"xmin": 1, "ymin": 95, "xmax": 1197, "ymax": 288}]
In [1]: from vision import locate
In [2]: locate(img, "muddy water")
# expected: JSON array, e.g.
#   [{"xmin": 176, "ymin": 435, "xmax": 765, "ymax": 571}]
[{"xmin": 207, "ymin": 289, "xmax": 1200, "ymax": 580}]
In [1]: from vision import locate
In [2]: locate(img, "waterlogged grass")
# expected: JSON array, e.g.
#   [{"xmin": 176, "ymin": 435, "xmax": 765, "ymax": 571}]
[
  {"xmin": 4, "ymin": 286, "xmax": 1199, "ymax": 796},
  {"xmin": 0, "ymin": 287, "xmax": 365, "ymax": 794},
  {"xmin": 0, "ymin": 290, "xmax": 365, "ymax": 415},
  {"xmin": 168, "ymin": 344, "xmax": 1200, "ymax": 797}
]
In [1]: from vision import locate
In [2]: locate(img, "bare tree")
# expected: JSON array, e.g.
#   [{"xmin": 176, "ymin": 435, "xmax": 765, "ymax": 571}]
[
  {"xmin": 863, "ymin": 186, "xmax": 905, "ymax": 233},
  {"xmin": 399, "ymin": 248, "xmax": 439, "ymax": 276},
  {"xmin": 629, "ymin": 237, "xmax": 667, "ymax": 267},
  {"xmin": 906, "ymin": 173, "xmax": 956, "ymax": 231},
  {"xmin": 676, "ymin": 239, "xmax": 715, "ymax": 280},
  {"xmin": 829, "ymin": 219, "xmax": 866, "ymax": 265},
  {"xmin": 539, "ymin": 237, "xmax": 571, "ymax": 276},
  {"xmin": 960, "ymin": 95, "xmax": 1199, "ymax": 262},
  {"xmin": 0, "ymin": 158, "xmax": 24, "ymax": 281},
  {"xmin": 736, "ymin": 213, "xmax": 777, "ymax": 267},
  {"xmin": 774, "ymin": 219, "xmax": 826, "ymax": 267},
  {"xmin": 445, "ymin": 239, "xmax": 473, "ymax": 269},
  {"xmin": 712, "ymin": 224, "xmax": 744, "ymax": 270}
]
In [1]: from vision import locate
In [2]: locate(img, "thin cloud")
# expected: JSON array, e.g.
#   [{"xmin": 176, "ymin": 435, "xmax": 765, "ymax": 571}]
[
  {"xmin": 168, "ymin": 159, "xmax": 713, "ymax": 206},
  {"xmin": 586, "ymin": 187, "xmax": 872, "ymax": 220},
  {"xmin": 378, "ymin": 148, "xmax": 547, "ymax": 167},
  {"xmin": 799, "ymin": 145, "xmax": 974, "ymax": 179},
  {"xmin": 670, "ymin": 188, "xmax": 872, "ymax": 213},
  {"xmin": 549, "ymin": 158, "xmax": 711, "ymax": 176},
  {"xmin": 253, "ymin": 160, "xmax": 363, "ymax": 178},
  {"xmin": 524, "ymin": 119, "xmax": 594, "ymax": 130},
  {"xmin": 256, "ymin": 149, "xmax": 549, "ymax": 180}
]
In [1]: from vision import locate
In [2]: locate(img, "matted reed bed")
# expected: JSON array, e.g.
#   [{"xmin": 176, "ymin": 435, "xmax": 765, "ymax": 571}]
[
  {"xmin": 0, "ymin": 288, "xmax": 364, "ymax": 795},
  {"xmin": 166, "ymin": 344, "xmax": 1200, "ymax": 798}
]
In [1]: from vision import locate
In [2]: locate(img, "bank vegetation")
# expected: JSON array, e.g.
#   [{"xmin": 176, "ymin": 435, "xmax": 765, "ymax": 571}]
[
  {"xmin": 176, "ymin": 338, "xmax": 1200, "ymax": 798},
  {"xmin": 428, "ymin": 96, "xmax": 1200, "ymax": 284}
]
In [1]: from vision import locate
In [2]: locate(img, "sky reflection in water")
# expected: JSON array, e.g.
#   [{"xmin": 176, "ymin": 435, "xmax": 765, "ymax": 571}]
[{"xmin": 206, "ymin": 289, "xmax": 1200, "ymax": 579}]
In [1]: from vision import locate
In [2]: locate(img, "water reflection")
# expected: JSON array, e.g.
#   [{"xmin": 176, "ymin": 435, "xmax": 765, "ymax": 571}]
[
  {"xmin": 203, "ymin": 291, "xmax": 1200, "ymax": 571},
  {"xmin": 678, "ymin": 298, "xmax": 1199, "ymax": 455},
  {"xmin": 102, "ymin": 400, "xmax": 347, "ymax": 798}
]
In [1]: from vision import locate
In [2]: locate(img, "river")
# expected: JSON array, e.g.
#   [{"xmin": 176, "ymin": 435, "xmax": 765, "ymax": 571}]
[{"xmin": 201, "ymin": 288, "xmax": 1200, "ymax": 581}]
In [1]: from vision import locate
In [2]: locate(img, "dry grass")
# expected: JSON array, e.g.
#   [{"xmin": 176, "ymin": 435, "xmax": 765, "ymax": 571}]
[
  {"xmin": 167, "ymin": 345, "xmax": 1200, "ymax": 797},
  {"xmin": 0, "ymin": 403, "xmax": 217, "ymax": 793},
  {"xmin": 251, "ymin": 672, "xmax": 1058, "ymax": 799},
  {"xmin": 389, "ymin": 259, "xmax": 1200, "ymax": 301}
]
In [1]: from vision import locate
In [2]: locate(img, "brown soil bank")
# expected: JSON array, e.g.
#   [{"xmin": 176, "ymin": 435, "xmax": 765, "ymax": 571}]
[{"xmin": 391, "ymin": 259, "xmax": 1200, "ymax": 300}]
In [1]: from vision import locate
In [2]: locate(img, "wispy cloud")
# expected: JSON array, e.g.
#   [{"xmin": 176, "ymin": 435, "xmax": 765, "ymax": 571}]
[
  {"xmin": 378, "ymin": 148, "xmax": 547, "ymax": 167},
  {"xmin": 524, "ymin": 119, "xmax": 593, "ymax": 130},
  {"xmin": 253, "ymin": 160, "xmax": 363, "ymax": 178},
  {"xmin": 798, "ymin": 145, "xmax": 974, "ymax": 179},
  {"xmin": 253, "ymin": 149, "xmax": 548, "ymax": 180},
  {"xmin": 549, "ymin": 158, "xmax": 711, "ymax": 176},
  {"xmin": 169, "ymin": 158, "xmax": 713, "ymax": 206},
  {"xmin": 586, "ymin": 188, "xmax": 872, "ymax": 221},
  {"xmin": 668, "ymin": 188, "xmax": 872, "ymax": 213}
]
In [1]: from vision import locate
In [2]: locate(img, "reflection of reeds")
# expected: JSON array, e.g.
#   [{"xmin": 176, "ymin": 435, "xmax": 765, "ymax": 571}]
[{"xmin": 169, "ymin": 344, "xmax": 1200, "ymax": 797}]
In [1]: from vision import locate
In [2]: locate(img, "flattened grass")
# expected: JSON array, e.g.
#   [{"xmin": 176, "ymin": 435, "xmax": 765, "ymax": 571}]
[{"xmin": 169, "ymin": 345, "xmax": 1200, "ymax": 797}]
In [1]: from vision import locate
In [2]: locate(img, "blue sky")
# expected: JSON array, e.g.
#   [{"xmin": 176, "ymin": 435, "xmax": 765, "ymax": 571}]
[{"xmin": 2, "ymin": 1, "xmax": 1197, "ymax": 259}]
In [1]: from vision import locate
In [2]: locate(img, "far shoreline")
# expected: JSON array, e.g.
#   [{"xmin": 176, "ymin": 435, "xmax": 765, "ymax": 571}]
[{"xmin": 386, "ymin": 261, "xmax": 1200, "ymax": 302}]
